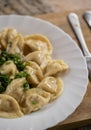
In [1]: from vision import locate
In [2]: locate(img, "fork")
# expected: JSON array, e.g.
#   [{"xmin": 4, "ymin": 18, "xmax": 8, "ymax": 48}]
[{"xmin": 68, "ymin": 13, "xmax": 91, "ymax": 81}]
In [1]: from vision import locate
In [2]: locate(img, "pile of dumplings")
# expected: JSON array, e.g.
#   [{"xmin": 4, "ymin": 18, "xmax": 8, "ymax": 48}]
[{"xmin": 0, "ymin": 28, "xmax": 68, "ymax": 118}]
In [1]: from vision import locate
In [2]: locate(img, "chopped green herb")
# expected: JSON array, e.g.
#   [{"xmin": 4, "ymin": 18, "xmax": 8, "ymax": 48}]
[
  {"xmin": 0, "ymin": 85, "xmax": 5, "ymax": 93},
  {"xmin": 31, "ymin": 100, "xmax": 37, "ymax": 105},
  {"xmin": 0, "ymin": 51, "xmax": 25, "ymax": 71},
  {"xmin": 5, "ymin": 61, "xmax": 11, "ymax": 65},
  {"xmin": 8, "ymin": 41, "xmax": 12, "ymax": 45},
  {"xmin": 24, "ymin": 61, "xmax": 30, "ymax": 66},
  {"xmin": 23, "ymin": 82, "xmax": 29, "ymax": 91},
  {"xmin": 1, "ymin": 51, "xmax": 9, "ymax": 60},
  {"xmin": 15, "ymin": 71, "xmax": 28, "ymax": 79},
  {"xmin": 0, "ymin": 57, "xmax": 6, "ymax": 65},
  {"xmin": 0, "ymin": 74, "xmax": 11, "ymax": 93},
  {"xmin": 0, "ymin": 51, "xmax": 9, "ymax": 65},
  {"xmin": 8, "ymin": 53, "xmax": 25, "ymax": 71}
]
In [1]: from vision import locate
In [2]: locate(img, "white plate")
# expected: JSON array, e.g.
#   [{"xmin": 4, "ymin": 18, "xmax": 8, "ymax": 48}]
[{"xmin": 0, "ymin": 15, "xmax": 88, "ymax": 130}]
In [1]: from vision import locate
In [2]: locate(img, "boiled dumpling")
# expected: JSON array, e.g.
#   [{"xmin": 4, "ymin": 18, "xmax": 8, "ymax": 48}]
[
  {"xmin": 0, "ymin": 28, "xmax": 9, "ymax": 49},
  {"xmin": 24, "ymin": 66, "xmax": 39, "ymax": 84},
  {"xmin": 0, "ymin": 28, "xmax": 17, "ymax": 50},
  {"xmin": 24, "ymin": 51, "xmax": 51, "ymax": 71},
  {"xmin": 0, "ymin": 28, "xmax": 24, "ymax": 54},
  {"xmin": 0, "ymin": 94, "xmax": 23, "ymax": 118},
  {"xmin": 6, "ymin": 28, "xmax": 18, "ymax": 43},
  {"xmin": 20, "ymin": 88, "xmax": 50, "ymax": 114},
  {"xmin": 38, "ymin": 76, "xmax": 57, "ymax": 93},
  {"xmin": 24, "ymin": 61, "xmax": 43, "ymax": 84},
  {"xmin": 24, "ymin": 51, "xmax": 50, "ymax": 65},
  {"xmin": 23, "ymin": 34, "xmax": 52, "ymax": 55},
  {"xmin": 0, "ymin": 60, "xmax": 18, "ymax": 79},
  {"xmin": 6, "ymin": 33, "xmax": 24, "ymax": 55},
  {"xmin": 44, "ymin": 60, "xmax": 68, "ymax": 76},
  {"xmin": 5, "ymin": 78, "xmax": 28, "ymax": 103},
  {"xmin": 37, "ymin": 76, "xmax": 63, "ymax": 101}
]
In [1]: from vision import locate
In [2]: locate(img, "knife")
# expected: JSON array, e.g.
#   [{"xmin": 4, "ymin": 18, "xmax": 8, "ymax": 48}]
[
  {"xmin": 83, "ymin": 11, "xmax": 91, "ymax": 27},
  {"xmin": 68, "ymin": 13, "xmax": 91, "ymax": 80}
]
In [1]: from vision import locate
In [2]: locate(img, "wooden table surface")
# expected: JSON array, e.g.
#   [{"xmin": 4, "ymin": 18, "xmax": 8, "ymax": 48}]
[{"xmin": 0, "ymin": 0, "xmax": 91, "ymax": 130}]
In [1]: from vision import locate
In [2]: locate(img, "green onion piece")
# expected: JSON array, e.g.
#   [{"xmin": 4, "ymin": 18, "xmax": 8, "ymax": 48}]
[
  {"xmin": 0, "ymin": 74, "xmax": 11, "ymax": 93},
  {"xmin": 23, "ymin": 82, "xmax": 29, "ymax": 91},
  {"xmin": 31, "ymin": 100, "xmax": 37, "ymax": 105},
  {"xmin": 15, "ymin": 71, "xmax": 28, "ymax": 79}
]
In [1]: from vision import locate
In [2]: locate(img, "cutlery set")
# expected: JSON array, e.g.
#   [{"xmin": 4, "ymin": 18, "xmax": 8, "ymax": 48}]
[{"xmin": 68, "ymin": 12, "xmax": 91, "ymax": 81}]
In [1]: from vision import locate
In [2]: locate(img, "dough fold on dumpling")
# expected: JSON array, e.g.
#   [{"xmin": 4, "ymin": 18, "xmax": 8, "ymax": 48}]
[
  {"xmin": 0, "ymin": 94, "xmax": 23, "ymax": 118},
  {"xmin": 6, "ymin": 33, "xmax": 24, "ymax": 55},
  {"xmin": 24, "ymin": 51, "xmax": 51, "ymax": 71},
  {"xmin": 37, "ymin": 76, "xmax": 63, "ymax": 101},
  {"xmin": 23, "ymin": 34, "xmax": 52, "ymax": 55},
  {"xmin": 20, "ymin": 88, "xmax": 50, "ymax": 114},
  {"xmin": 0, "ymin": 28, "xmax": 18, "ymax": 49},
  {"xmin": 0, "ymin": 60, "xmax": 18, "ymax": 79},
  {"xmin": 44, "ymin": 60, "xmax": 68, "ymax": 76},
  {"xmin": 5, "ymin": 78, "xmax": 27, "ymax": 103},
  {"xmin": 0, "ymin": 28, "xmax": 9, "ymax": 49},
  {"xmin": 0, "ymin": 28, "xmax": 24, "ymax": 54},
  {"xmin": 24, "ymin": 61, "xmax": 43, "ymax": 84}
]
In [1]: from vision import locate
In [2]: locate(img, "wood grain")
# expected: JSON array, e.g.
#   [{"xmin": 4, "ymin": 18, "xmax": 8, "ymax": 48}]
[{"xmin": 36, "ymin": 11, "xmax": 91, "ymax": 130}]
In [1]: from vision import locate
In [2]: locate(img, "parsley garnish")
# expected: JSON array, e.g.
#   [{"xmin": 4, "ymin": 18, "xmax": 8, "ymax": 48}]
[
  {"xmin": 23, "ymin": 81, "xmax": 29, "ymax": 91},
  {"xmin": 0, "ymin": 51, "xmax": 25, "ymax": 71},
  {"xmin": 15, "ymin": 71, "xmax": 28, "ymax": 79},
  {"xmin": 0, "ymin": 74, "xmax": 11, "ymax": 93},
  {"xmin": 31, "ymin": 100, "xmax": 37, "ymax": 105}
]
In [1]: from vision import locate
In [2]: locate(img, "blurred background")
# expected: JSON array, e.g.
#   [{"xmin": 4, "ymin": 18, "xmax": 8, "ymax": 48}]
[{"xmin": 0, "ymin": 0, "xmax": 91, "ymax": 15}]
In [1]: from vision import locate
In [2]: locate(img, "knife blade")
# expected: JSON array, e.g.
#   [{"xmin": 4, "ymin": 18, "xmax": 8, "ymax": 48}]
[{"xmin": 68, "ymin": 13, "xmax": 91, "ymax": 80}]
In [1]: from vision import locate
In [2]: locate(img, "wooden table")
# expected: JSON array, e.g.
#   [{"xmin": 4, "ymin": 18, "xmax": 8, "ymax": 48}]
[
  {"xmin": 0, "ymin": 0, "xmax": 91, "ymax": 129},
  {"xmin": 36, "ymin": 10, "xmax": 91, "ymax": 130}
]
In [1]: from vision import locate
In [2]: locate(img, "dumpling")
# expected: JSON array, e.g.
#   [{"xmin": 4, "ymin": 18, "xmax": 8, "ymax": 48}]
[
  {"xmin": 44, "ymin": 60, "xmax": 68, "ymax": 76},
  {"xmin": 0, "ymin": 28, "xmax": 17, "ymax": 50},
  {"xmin": 23, "ymin": 34, "xmax": 52, "ymax": 55},
  {"xmin": 6, "ymin": 28, "xmax": 18, "ymax": 42},
  {"xmin": 6, "ymin": 33, "xmax": 24, "ymax": 55},
  {"xmin": 0, "ymin": 28, "xmax": 8, "ymax": 49},
  {"xmin": 5, "ymin": 78, "xmax": 28, "ymax": 103},
  {"xmin": 24, "ymin": 51, "xmax": 51, "ymax": 71},
  {"xmin": 0, "ymin": 60, "xmax": 18, "ymax": 79},
  {"xmin": 38, "ymin": 76, "xmax": 57, "ymax": 93},
  {"xmin": 24, "ymin": 51, "xmax": 50, "ymax": 65},
  {"xmin": 0, "ymin": 94, "xmax": 23, "ymax": 118},
  {"xmin": 37, "ymin": 76, "xmax": 63, "ymax": 101},
  {"xmin": 24, "ymin": 61, "xmax": 43, "ymax": 84},
  {"xmin": 20, "ymin": 88, "xmax": 50, "ymax": 114},
  {"xmin": 0, "ymin": 28, "xmax": 24, "ymax": 54}
]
